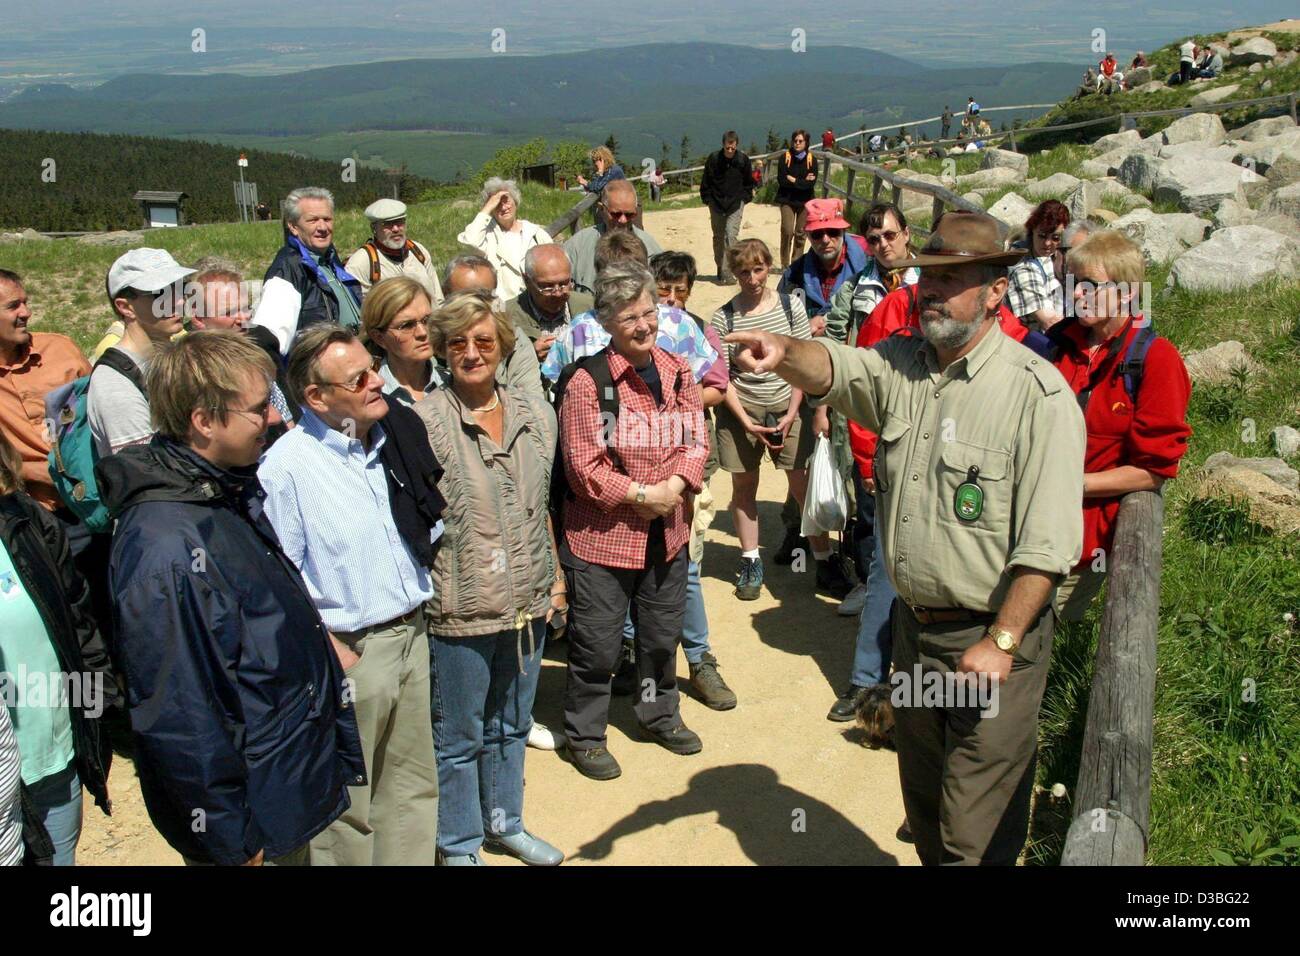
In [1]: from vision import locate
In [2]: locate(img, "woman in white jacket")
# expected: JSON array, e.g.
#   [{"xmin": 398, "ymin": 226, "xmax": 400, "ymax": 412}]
[{"xmin": 456, "ymin": 178, "xmax": 550, "ymax": 301}]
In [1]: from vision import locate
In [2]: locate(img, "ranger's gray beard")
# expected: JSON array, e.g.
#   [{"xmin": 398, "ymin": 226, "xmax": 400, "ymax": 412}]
[{"xmin": 919, "ymin": 311, "xmax": 982, "ymax": 350}]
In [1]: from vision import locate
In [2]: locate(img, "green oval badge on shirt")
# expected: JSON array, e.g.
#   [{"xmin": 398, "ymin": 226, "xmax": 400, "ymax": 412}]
[{"xmin": 955, "ymin": 466, "xmax": 983, "ymax": 522}]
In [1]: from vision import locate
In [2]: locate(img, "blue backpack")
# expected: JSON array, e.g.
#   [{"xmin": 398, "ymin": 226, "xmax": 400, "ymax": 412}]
[{"xmin": 45, "ymin": 348, "xmax": 146, "ymax": 534}]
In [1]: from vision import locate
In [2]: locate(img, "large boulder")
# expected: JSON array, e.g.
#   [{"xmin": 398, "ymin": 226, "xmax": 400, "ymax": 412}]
[
  {"xmin": 1125, "ymin": 66, "xmax": 1153, "ymax": 87},
  {"xmin": 1228, "ymin": 36, "xmax": 1277, "ymax": 66},
  {"xmin": 1261, "ymin": 183, "xmax": 1300, "ymax": 220},
  {"xmin": 1023, "ymin": 172, "xmax": 1081, "ymax": 198},
  {"xmin": 980, "ymin": 148, "xmax": 1029, "ymax": 177},
  {"xmin": 1092, "ymin": 207, "xmax": 1119, "ymax": 223},
  {"xmin": 1091, "ymin": 128, "xmax": 1143, "ymax": 155},
  {"xmin": 1273, "ymin": 426, "xmax": 1300, "ymax": 459},
  {"xmin": 985, "ymin": 191, "xmax": 1037, "ymax": 230},
  {"xmin": 1152, "ymin": 157, "xmax": 1264, "ymax": 214},
  {"xmin": 1212, "ymin": 198, "xmax": 1257, "ymax": 229},
  {"xmin": 1265, "ymin": 146, "xmax": 1300, "ymax": 187},
  {"xmin": 960, "ymin": 191, "xmax": 985, "ymax": 208},
  {"xmin": 1230, "ymin": 116, "xmax": 1299, "ymax": 142},
  {"xmin": 1112, "ymin": 207, "xmax": 1210, "ymax": 263},
  {"xmin": 1277, "ymin": 50, "xmax": 1299, "ymax": 69},
  {"xmin": 1231, "ymin": 130, "xmax": 1300, "ymax": 174},
  {"xmin": 1116, "ymin": 152, "xmax": 1168, "ymax": 193},
  {"xmin": 895, "ymin": 171, "xmax": 948, "ymax": 213},
  {"xmin": 1160, "ymin": 112, "xmax": 1227, "ymax": 147},
  {"xmin": 954, "ymin": 166, "xmax": 1023, "ymax": 190},
  {"xmin": 1204, "ymin": 452, "xmax": 1299, "ymax": 493},
  {"xmin": 1193, "ymin": 467, "xmax": 1300, "ymax": 536},
  {"xmin": 1157, "ymin": 142, "xmax": 1237, "ymax": 163},
  {"xmin": 1252, "ymin": 214, "xmax": 1300, "ymax": 241},
  {"xmin": 1132, "ymin": 80, "xmax": 1167, "ymax": 94},
  {"xmin": 1167, "ymin": 226, "xmax": 1300, "ymax": 291},
  {"xmin": 1188, "ymin": 83, "xmax": 1241, "ymax": 108},
  {"xmin": 1181, "ymin": 340, "xmax": 1263, "ymax": 385},
  {"xmin": 1064, "ymin": 177, "xmax": 1149, "ymax": 219}
]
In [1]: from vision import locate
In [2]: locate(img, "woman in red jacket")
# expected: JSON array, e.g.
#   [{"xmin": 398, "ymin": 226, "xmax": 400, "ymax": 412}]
[{"xmin": 1049, "ymin": 230, "xmax": 1191, "ymax": 620}]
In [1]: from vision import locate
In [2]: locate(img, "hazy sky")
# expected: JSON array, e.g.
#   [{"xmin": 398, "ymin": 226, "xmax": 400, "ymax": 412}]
[{"xmin": 1, "ymin": 0, "xmax": 1295, "ymax": 79}]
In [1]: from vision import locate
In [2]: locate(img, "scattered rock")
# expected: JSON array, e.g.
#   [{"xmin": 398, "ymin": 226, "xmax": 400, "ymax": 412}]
[
  {"xmin": 1181, "ymin": 340, "xmax": 1264, "ymax": 385},
  {"xmin": 980, "ymin": 148, "xmax": 1029, "ymax": 177},
  {"xmin": 1263, "ymin": 183, "xmax": 1300, "ymax": 220},
  {"xmin": 1231, "ymin": 130, "xmax": 1300, "ymax": 174},
  {"xmin": 1091, "ymin": 129, "xmax": 1143, "ymax": 155},
  {"xmin": 960, "ymin": 191, "xmax": 985, "ymax": 208},
  {"xmin": 1168, "ymin": 226, "xmax": 1300, "ymax": 291},
  {"xmin": 1265, "ymin": 146, "xmax": 1300, "ymax": 187},
  {"xmin": 954, "ymin": 166, "xmax": 1024, "ymax": 190},
  {"xmin": 3, "ymin": 228, "xmax": 52, "ymax": 242},
  {"xmin": 1235, "ymin": 112, "xmax": 1296, "ymax": 143},
  {"xmin": 1161, "ymin": 112, "xmax": 1228, "ymax": 147},
  {"xmin": 1092, "ymin": 207, "xmax": 1118, "ymax": 223},
  {"xmin": 984, "ymin": 191, "xmax": 1037, "ymax": 229},
  {"xmin": 1252, "ymin": 214, "xmax": 1300, "ymax": 242},
  {"xmin": 1125, "ymin": 66, "xmax": 1153, "ymax": 88},
  {"xmin": 75, "ymin": 230, "xmax": 144, "ymax": 246},
  {"xmin": 1153, "ymin": 157, "xmax": 1263, "ymax": 214},
  {"xmin": 1157, "ymin": 141, "xmax": 1237, "ymax": 163},
  {"xmin": 1262, "ymin": 79, "xmax": 1274, "ymax": 92},
  {"xmin": 1212, "ymin": 198, "xmax": 1257, "ymax": 229},
  {"xmin": 1277, "ymin": 50, "xmax": 1299, "ymax": 69},
  {"xmin": 1112, "ymin": 207, "xmax": 1210, "ymax": 263},
  {"xmin": 1228, "ymin": 36, "xmax": 1278, "ymax": 66},
  {"xmin": 1272, "ymin": 426, "xmax": 1300, "ymax": 459},
  {"xmin": 450, "ymin": 199, "xmax": 476, "ymax": 211},
  {"xmin": 1023, "ymin": 172, "xmax": 1081, "ymax": 198},
  {"xmin": 1194, "ymin": 467, "xmax": 1300, "ymax": 536},
  {"xmin": 1188, "ymin": 83, "xmax": 1242, "ymax": 107},
  {"xmin": 1248, "ymin": 63, "xmax": 1264, "ymax": 75},
  {"xmin": 1132, "ymin": 80, "xmax": 1167, "ymax": 94},
  {"xmin": 1064, "ymin": 177, "xmax": 1149, "ymax": 219},
  {"xmin": 1116, "ymin": 152, "xmax": 1168, "ymax": 193},
  {"xmin": 1204, "ymin": 452, "xmax": 1299, "ymax": 492}
]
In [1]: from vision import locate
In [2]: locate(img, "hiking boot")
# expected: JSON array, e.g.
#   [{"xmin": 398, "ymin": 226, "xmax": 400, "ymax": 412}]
[
  {"xmin": 827, "ymin": 684, "xmax": 868, "ymax": 722},
  {"xmin": 689, "ymin": 653, "xmax": 738, "ymax": 710},
  {"xmin": 896, "ymin": 818, "xmax": 914, "ymax": 843},
  {"xmin": 816, "ymin": 557, "xmax": 854, "ymax": 600},
  {"xmin": 639, "ymin": 723, "xmax": 703, "ymax": 755},
  {"xmin": 569, "ymin": 746, "xmax": 622, "ymax": 780},
  {"xmin": 774, "ymin": 527, "xmax": 807, "ymax": 565},
  {"xmin": 734, "ymin": 557, "xmax": 764, "ymax": 601}
]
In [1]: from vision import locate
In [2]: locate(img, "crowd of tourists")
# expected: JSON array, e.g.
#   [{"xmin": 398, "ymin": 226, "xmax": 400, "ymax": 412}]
[{"xmin": 0, "ymin": 123, "xmax": 1191, "ymax": 866}]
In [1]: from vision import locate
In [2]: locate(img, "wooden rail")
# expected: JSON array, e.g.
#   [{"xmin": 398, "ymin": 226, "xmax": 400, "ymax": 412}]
[
  {"xmin": 543, "ymin": 192, "xmax": 597, "ymax": 239},
  {"xmin": 814, "ymin": 151, "xmax": 986, "ymax": 238},
  {"xmin": 1061, "ymin": 490, "xmax": 1163, "ymax": 866}
]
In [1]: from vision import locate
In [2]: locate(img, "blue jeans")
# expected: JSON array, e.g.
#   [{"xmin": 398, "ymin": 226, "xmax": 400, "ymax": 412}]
[
  {"xmin": 850, "ymin": 492, "xmax": 898, "ymax": 689},
  {"xmin": 28, "ymin": 761, "xmax": 82, "ymax": 866},
  {"xmin": 429, "ymin": 619, "xmax": 545, "ymax": 857},
  {"xmin": 623, "ymin": 560, "xmax": 711, "ymax": 664}
]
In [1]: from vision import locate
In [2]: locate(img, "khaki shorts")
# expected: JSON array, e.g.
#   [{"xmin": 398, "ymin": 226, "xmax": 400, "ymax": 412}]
[
  {"xmin": 1054, "ymin": 565, "xmax": 1107, "ymax": 622},
  {"xmin": 715, "ymin": 399, "xmax": 814, "ymax": 473}
]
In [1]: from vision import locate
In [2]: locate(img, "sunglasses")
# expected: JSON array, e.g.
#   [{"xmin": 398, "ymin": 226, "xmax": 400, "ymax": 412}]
[
  {"xmin": 866, "ymin": 230, "xmax": 901, "ymax": 246},
  {"xmin": 604, "ymin": 209, "xmax": 637, "ymax": 221},
  {"xmin": 808, "ymin": 229, "xmax": 842, "ymax": 240},
  {"xmin": 1035, "ymin": 231, "xmax": 1065, "ymax": 243},
  {"xmin": 319, "ymin": 367, "xmax": 378, "ymax": 393},
  {"xmin": 447, "ymin": 334, "xmax": 499, "ymax": 355}
]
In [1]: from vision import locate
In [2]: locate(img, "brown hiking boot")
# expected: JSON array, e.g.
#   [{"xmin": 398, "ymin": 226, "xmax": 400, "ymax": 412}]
[{"xmin": 689, "ymin": 653, "xmax": 737, "ymax": 710}]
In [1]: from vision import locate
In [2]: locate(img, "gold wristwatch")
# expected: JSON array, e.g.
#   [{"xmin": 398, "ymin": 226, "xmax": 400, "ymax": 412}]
[
  {"xmin": 634, "ymin": 482, "xmax": 647, "ymax": 504},
  {"xmin": 986, "ymin": 626, "xmax": 1020, "ymax": 654}
]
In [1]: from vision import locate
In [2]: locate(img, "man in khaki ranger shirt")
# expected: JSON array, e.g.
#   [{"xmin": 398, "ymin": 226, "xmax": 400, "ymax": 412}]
[{"xmin": 726, "ymin": 211, "xmax": 1085, "ymax": 865}]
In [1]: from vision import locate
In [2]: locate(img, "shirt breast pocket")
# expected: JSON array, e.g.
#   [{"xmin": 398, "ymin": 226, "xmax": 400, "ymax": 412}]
[
  {"xmin": 872, "ymin": 417, "xmax": 912, "ymax": 495},
  {"xmin": 938, "ymin": 440, "xmax": 1012, "ymax": 533}
]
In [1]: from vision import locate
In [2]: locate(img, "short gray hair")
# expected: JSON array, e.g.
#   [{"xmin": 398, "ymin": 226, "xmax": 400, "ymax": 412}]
[
  {"xmin": 479, "ymin": 177, "xmax": 521, "ymax": 209},
  {"xmin": 285, "ymin": 323, "xmax": 358, "ymax": 408},
  {"xmin": 283, "ymin": 187, "xmax": 335, "ymax": 226},
  {"xmin": 594, "ymin": 261, "xmax": 655, "ymax": 324},
  {"xmin": 442, "ymin": 254, "xmax": 497, "ymax": 290},
  {"xmin": 523, "ymin": 243, "xmax": 569, "ymax": 280}
]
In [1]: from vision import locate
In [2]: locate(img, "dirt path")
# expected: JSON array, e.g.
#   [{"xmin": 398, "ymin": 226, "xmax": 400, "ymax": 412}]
[{"xmin": 78, "ymin": 202, "xmax": 914, "ymax": 866}]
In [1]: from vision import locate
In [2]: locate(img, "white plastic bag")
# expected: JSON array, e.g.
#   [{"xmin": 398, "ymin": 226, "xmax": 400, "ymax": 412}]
[{"xmin": 801, "ymin": 435, "xmax": 848, "ymax": 536}]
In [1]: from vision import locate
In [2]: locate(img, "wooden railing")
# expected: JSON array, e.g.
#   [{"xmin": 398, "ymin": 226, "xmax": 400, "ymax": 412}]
[
  {"xmin": 813, "ymin": 151, "xmax": 986, "ymax": 239},
  {"xmin": 1061, "ymin": 490, "xmax": 1163, "ymax": 865},
  {"xmin": 543, "ymin": 192, "xmax": 597, "ymax": 239}
]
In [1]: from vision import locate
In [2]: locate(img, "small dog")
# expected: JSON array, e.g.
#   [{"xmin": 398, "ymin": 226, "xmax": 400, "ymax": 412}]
[{"xmin": 853, "ymin": 684, "xmax": 896, "ymax": 750}]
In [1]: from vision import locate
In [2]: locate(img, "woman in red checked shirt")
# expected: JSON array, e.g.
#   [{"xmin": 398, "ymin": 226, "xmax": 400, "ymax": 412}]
[
  {"xmin": 557, "ymin": 261, "xmax": 709, "ymax": 780},
  {"xmin": 1048, "ymin": 231, "xmax": 1191, "ymax": 620}
]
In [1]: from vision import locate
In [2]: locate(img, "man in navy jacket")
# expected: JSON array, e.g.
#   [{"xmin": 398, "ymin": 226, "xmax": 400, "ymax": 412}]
[{"xmin": 97, "ymin": 331, "xmax": 365, "ymax": 865}]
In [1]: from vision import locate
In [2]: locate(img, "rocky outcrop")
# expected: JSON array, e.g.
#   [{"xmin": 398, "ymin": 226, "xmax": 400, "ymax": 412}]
[
  {"xmin": 1272, "ymin": 426, "xmax": 1300, "ymax": 459},
  {"xmin": 1230, "ymin": 116, "xmax": 1299, "ymax": 142},
  {"xmin": 1203, "ymin": 452, "xmax": 1299, "ymax": 493},
  {"xmin": 1193, "ymin": 467, "xmax": 1300, "ymax": 535},
  {"xmin": 1161, "ymin": 112, "xmax": 1227, "ymax": 147},
  {"xmin": 1064, "ymin": 177, "xmax": 1149, "ymax": 219},
  {"xmin": 1228, "ymin": 36, "xmax": 1278, "ymax": 66},
  {"xmin": 954, "ymin": 166, "xmax": 1024, "ymax": 190},
  {"xmin": 1188, "ymin": 83, "xmax": 1242, "ymax": 108},
  {"xmin": 981, "ymin": 148, "xmax": 1030, "ymax": 176},
  {"xmin": 1152, "ymin": 157, "xmax": 1264, "ymax": 214},
  {"xmin": 1231, "ymin": 130, "xmax": 1300, "ymax": 174},
  {"xmin": 1167, "ymin": 226, "xmax": 1300, "ymax": 291},
  {"xmin": 1116, "ymin": 153, "xmax": 1168, "ymax": 193},
  {"xmin": 985, "ymin": 191, "xmax": 1037, "ymax": 229},
  {"xmin": 1112, "ymin": 207, "xmax": 1210, "ymax": 263},
  {"xmin": 1023, "ymin": 172, "xmax": 1081, "ymax": 198},
  {"xmin": 1181, "ymin": 340, "xmax": 1263, "ymax": 385},
  {"xmin": 1157, "ymin": 142, "xmax": 1237, "ymax": 163}
]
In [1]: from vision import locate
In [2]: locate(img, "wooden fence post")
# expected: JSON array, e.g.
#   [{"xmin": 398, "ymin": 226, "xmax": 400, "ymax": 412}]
[
  {"xmin": 931, "ymin": 194, "xmax": 946, "ymax": 228},
  {"xmin": 871, "ymin": 174, "xmax": 883, "ymax": 203},
  {"xmin": 1291, "ymin": 93, "xmax": 1298, "ymax": 125},
  {"xmin": 820, "ymin": 153, "xmax": 831, "ymax": 199},
  {"xmin": 844, "ymin": 167, "xmax": 857, "ymax": 222},
  {"xmin": 890, "ymin": 183, "xmax": 902, "ymax": 208}
]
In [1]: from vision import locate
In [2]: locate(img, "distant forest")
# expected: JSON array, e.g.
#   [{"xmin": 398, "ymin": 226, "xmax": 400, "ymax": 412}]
[{"xmin": 0, "ymin": 129, "xmax": 433, "ymax": 231}]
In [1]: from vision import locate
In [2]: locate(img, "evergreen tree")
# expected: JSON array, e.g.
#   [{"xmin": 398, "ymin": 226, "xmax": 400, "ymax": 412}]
[
  {"xmin": 604, "ymin": 133, "xmax": 620, "ymax": 160},
  {"xmin": 680, "ymin": 135, "xmax": 691, "ymax": 166}
]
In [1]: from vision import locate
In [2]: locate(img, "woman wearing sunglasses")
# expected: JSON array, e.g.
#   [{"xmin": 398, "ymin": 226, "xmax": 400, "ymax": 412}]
[
  {"xmin": 414, "ymin": 290, "xmax": 565, "ymax": 866},
  {"xmin": 1006, "ymin": 200, "xmax": 1070, "ymax": 331}
]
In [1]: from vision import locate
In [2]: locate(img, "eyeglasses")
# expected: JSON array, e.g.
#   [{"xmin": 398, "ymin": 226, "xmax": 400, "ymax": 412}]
[
  {"xmin": 613, "ymin": 305, "xmax": 658, "ymax": 329},
  {"xmin": 222, "ymin": 395, "xmax": 273, "ymax": 423},
  {"xmin": 385, "ymin": 315, "xmax": 432, "ymax": 336},
  {"xmin": 1035, "ymin": 231, "xmax": 1064, "ymax": 243},
  {"xmin": 530, "ymin": 278, "xmax": 573, "ymax": 294},
  {"xmin": 866, "ymin": 230, "xmax": 901, "ymax": 246},
  {"xmin": 447, "ymin": 334, "xmax": 499, "ymax": 355},
  {"xmin": 318, "ymin": 367, "xmax": 378, "ymax": 393},
  {"xmin": 1072, "ymin": 278, "xmax": 1120, "ymax": 298},
  {"xmin": 809, "ymin": 229, "xmax": 842, "ymax": 240},
  {"xmin": 656, "ymin": 284, "xmax": 690, "ymax": 298}
]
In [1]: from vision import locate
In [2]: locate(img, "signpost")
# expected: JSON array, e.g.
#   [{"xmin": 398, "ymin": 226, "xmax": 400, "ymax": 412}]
[{"xmin": 236, "ymin": 152, "xmax": 250, "ymax": 223}]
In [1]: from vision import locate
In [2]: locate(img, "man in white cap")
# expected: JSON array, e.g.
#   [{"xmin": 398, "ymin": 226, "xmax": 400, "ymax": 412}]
[
  {"xmin": 344, "ymin": 198, "xmax": 443, "ymax": 304},
  {"xmin": 87, "ymin": 248, "xmax": 194, "ymax": 457}
]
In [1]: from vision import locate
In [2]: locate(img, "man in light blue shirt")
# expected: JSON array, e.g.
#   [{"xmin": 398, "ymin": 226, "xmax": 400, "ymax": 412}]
[{"xmin": 258, "ymin": 324, "xmax": 439, "ymax": 866}]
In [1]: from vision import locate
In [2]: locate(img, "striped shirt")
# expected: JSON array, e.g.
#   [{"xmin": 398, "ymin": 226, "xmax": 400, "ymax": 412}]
[
  {"xmin": 540, "ymin": 304, "xmax": 720, "ymax": 386},
  {"xmin": 257, "ymin": 408, "xmax": 435, "ymax": 633},
  {"xmin": 0, "ymin": 703, "xmax": 21, "ymax": 866},
  {"xmin": 710, "ymin": 292, "xmax": 812, "ymax": 406}
]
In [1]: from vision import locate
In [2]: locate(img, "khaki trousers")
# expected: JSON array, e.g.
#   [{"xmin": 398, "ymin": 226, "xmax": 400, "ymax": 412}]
[
  {"xmin": 891, "ymin": 602, "xmax": 1055, "ymax": 866},
  {"xmin": 310, "ymin": 606, "xmax": 439, "ymax": 866}
]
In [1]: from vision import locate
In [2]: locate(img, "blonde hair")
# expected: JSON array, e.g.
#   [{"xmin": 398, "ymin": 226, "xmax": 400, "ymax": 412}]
[
  {"xmin": 590, "ymin": 145, "xmax": 615, "ymax": 168},
  {"xmin": 0, "ymin": 430, "xmax": 23, "ymax": 495},
  {"xmin": 726, "ymin": 237, "xmax": 774, "ymax": 273},
  {"xmin": 429, "ymin": 290, "xmax": 517, "ymax": 357},
  {"xmin": 362, "ymin": 276, "xmax": 431, "ymax": 343},
  {"xmin": 148, "ymin": 330, "xmax": 276, "ymax": 441},
  {"xmin": 1066, "ymin": 230, "xmax": 1145, "ymax": 288}
]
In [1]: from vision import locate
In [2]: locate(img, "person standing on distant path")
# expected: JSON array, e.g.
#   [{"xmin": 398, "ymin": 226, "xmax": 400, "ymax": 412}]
[
  {"xmin": 455, "ymin": 178, "xmax": 550, "ymax": 302},
  {"xmin": 700, "ymin": 131, "xmax": 755, "ymax": 286},
  {"xmin": 941, "ymin": 107, "xmax": 953, "ymax": 141},
  {"xmin": 724, "ymin": 210, "xmax": 1086, "ymax": 866},
  {"xmin": 344, "ymin": 198, "xmax": 444, "ymax": 306},
  {"xmin": 821, "ymin": 128, "xmax": 836, "ymax": 152},
  {"xmin": 775, "ymin": 129, "xmax": 819, "ymax": 269},
  {"xmin": 965, "ymin": 96, "xmax": 980, "ymax": 118},
  {"xmin": 250, "ymin": 187, "xmax": 362, "ymax": 358},
  {"xmin": 563, "ymin": 179, "xmax": 662, "ymax": 293},
  {"xmin": 577, "ymin": 146, "xmax": 626, "ymax": 195}
]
